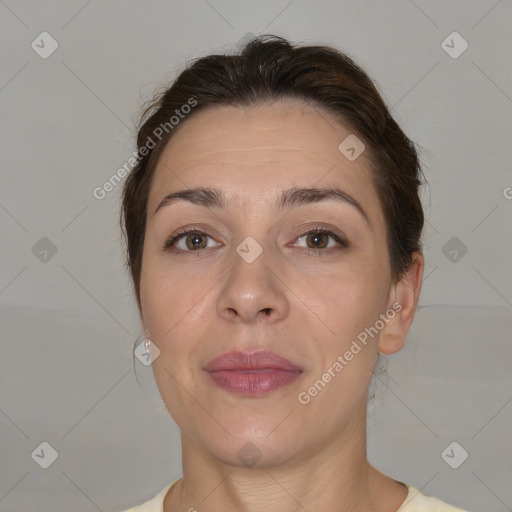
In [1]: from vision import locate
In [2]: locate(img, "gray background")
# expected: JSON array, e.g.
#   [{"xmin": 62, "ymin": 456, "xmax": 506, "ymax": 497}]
[{"xmin": 0, "ymin": 1, "xmax": 511, "ymax": 511}]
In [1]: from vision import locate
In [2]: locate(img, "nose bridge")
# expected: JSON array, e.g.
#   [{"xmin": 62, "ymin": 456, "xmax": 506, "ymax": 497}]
[
  {"xmin": 216, "ymin": 229, "xmax": 289, "ymax": 323},
  {"xmin": 230, "ymin": 231, "xmax": 272, "ymax": 295}
]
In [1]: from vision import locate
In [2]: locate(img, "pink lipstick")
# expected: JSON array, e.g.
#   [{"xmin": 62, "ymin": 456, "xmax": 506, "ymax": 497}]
[{"xmin": 204, "ymin": 350, "xmax": 302, "ymax": 396}]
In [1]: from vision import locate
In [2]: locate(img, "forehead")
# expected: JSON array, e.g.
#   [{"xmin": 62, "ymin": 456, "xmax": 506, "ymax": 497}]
[{"xmin": 148, "ymin": 99, "xmax": 380, "ymax": 218}]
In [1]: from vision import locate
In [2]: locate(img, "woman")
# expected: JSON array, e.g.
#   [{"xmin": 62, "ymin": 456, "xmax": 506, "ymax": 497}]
[{"xmin": 120, "ymin": 35, "xmax": 470, "ymax": 512}]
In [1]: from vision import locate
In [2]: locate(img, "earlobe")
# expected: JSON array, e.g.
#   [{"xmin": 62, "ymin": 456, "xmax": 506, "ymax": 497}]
[{"xmin": 378, "ymin": 252, "xmax": 424, "ymax": 355}]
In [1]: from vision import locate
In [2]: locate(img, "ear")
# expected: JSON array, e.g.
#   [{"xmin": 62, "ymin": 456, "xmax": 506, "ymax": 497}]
[{"xmin": 378, "ymin": 251, "xmax": 424, "ymax": 355}]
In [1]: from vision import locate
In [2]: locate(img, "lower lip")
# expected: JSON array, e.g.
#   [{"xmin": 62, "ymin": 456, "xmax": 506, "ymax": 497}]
[{"xmin": 206, "ymin": 369, "xmax": 302, "ymax": 395}]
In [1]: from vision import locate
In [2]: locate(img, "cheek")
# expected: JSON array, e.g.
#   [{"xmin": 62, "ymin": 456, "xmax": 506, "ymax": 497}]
[
  {"xmin": 310, "ymin": 259, "xmax": 387, "ymax": 337},
  {"xmin": 140, "ymin": 254, "xmax": 197, "ymax": 342},
  {"xmin": 141, "ymin": 272, "xmax": 202, "ymax": 399},
  {"xmin": 140, "ymin": 259, "xmax": 217, "ymax": 381}
]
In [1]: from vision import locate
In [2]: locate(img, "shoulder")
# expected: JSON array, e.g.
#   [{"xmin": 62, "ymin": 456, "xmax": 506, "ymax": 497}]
[
  {"xmin": 398, "ymin": 484, "xmax": 471, "ymax": 512},
  {"xmin": 120, "ymin": 479, "xmax": 179, "ymax": 512}
]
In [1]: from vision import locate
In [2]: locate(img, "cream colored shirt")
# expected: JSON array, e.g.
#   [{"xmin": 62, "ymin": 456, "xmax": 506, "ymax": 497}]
[{"xmin": 122, "ymin": 479, "xmax": 471, "ymax": 511}]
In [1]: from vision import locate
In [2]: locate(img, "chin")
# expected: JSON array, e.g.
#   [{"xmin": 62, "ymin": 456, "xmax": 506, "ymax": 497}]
[{"xmin": 196, "ymin": 427, "xmax": 304, "ymax": 470}]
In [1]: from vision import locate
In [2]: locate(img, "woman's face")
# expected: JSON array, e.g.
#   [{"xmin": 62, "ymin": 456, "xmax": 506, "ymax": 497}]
[{"xmin": 140, "ymin": 99, "xmax": 398, "ymax": 467}]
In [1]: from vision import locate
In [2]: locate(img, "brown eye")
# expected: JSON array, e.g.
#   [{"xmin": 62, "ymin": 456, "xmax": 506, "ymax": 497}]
[
  {"xmin": 184, "ymin": 233, "xmax": 208, "ymax": 250},
  {"xmin": 305, "ymin": 232, "xmax": 329, "ymax": 249},
  {"xmin": 164, "ymin": 230, "xmax": 216, "ymax": 253},
  {"xmin": 294, "ymin": 228, "xmax": 348, "ymax": 255}
]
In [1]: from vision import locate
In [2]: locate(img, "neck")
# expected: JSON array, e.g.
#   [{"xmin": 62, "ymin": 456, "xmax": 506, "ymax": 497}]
[{"xmin": 165, "ymin": 403, "xmax": 408, "ymax": 512}]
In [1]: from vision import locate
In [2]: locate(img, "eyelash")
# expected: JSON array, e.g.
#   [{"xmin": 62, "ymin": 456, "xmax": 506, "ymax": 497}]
[{"xmin": 163, "ymin": 226, "xmax": 348, "ymax": 257}]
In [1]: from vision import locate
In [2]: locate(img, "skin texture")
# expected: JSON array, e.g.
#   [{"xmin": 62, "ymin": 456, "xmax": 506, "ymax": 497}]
[{"xmin": 138, "ymin": 99, "xmax": 424, "ymax": 511}]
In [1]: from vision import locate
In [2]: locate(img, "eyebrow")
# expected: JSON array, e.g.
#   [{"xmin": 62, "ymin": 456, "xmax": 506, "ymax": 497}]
[{"xmin": 153, "ymin": 186, "xmax": 370, "ymax": 225}]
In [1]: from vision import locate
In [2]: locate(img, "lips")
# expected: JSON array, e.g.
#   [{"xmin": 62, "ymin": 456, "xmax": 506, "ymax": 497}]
[
  {"xmin": 204, "ymin": 350, "xmax": 302, "ymax": 372},
  {"xmin": 204, "ymin": 350, "xmax": 303, "ymax": 395}
]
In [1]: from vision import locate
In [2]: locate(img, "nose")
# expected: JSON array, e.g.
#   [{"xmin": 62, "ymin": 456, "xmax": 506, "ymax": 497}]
[{"xmin": 216, "ymin": 241, "xmax": 290, "ymax": 324}]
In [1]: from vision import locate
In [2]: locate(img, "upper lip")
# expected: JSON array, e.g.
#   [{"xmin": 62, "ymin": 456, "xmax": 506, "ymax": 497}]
[{"xmin": 204, "ymin": 350, "xmax": 302, "ymax": 372}]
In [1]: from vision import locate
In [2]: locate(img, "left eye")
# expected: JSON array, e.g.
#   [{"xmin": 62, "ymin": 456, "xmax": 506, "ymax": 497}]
[{"xmin": 294, "ymin": 229, "xmax": 347, "ymax": 251}]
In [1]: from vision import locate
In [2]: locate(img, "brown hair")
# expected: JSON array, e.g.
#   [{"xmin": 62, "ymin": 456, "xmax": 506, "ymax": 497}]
[{"xmin": 121, "ymin": 35, "xmax": 424, "ymax": 311}]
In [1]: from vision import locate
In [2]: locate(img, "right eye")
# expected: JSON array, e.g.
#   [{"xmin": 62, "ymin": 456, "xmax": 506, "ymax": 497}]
[{"xmin": 163, "ymin": 229, "xmax": 219, "ymax": 254}]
